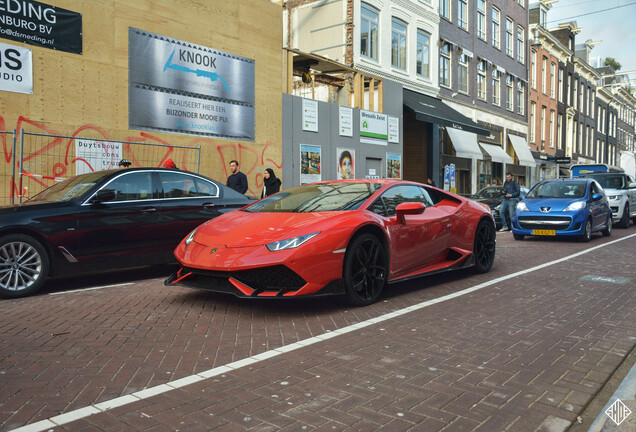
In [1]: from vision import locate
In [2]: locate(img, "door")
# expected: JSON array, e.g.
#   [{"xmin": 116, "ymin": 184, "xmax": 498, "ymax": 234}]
[
  {"xmin": 589, "ymin": 181, "xmax": 606, "ymax": 228},
  {"xmin": 365, "ymin": 157, "xmax": 382, "ymax": 178}
]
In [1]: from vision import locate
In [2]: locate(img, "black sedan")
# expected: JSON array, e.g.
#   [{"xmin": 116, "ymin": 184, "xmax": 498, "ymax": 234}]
[
  {"xmin": 0, "ymin": 168, "xmax": 253, "ymax": 298},
  {"xmin": 469, "ymin": 185, "xmax": 529, "ymax": 230}
]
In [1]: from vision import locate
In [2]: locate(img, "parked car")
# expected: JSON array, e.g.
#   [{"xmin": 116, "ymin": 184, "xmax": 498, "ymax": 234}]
[
  {"xmin": 578, "ymin": 172, "xmax": 636, "ymax": 228},
  {"xmin": 470, "ymin": 185, "xmax": 529, "ymax": 230},
  {"xmin": 0, "ymin": 168, "xmax": 253, "ymax": 298},
  {"xmin": 166, "ymin": 180, "xmax": 496, "ymax": 306},
  {"xmin": 511, "ymin": 178, "xmax": 612, "ymax": 242}
]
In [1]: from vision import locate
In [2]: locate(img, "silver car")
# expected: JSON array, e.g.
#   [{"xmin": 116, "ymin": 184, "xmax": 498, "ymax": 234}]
[{"xmin": 580, "ymin": 173, "xmax": 636, "ymax": 228}]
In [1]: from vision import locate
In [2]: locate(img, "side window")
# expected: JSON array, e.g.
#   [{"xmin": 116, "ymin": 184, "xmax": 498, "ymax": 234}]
[
  {"xmin": 190, "ymin": 177, "xmax": 219, "ymax": 197},
  {"xmin": 590, "ymin": 182, "xmax": 600, "ymax": 196},
  {"xmin": 370, "ymin": 185, "xmax": 433, "ymax": 217},
  {"xmin": 104, "ymin": 172, "xmax": 153, "ymax": 202}
]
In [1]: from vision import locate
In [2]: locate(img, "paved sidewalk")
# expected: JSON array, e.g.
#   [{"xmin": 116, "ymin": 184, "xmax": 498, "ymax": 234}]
[{"xmin": 1, "ymin": 231, "xmax": 635, "ymax": 431}]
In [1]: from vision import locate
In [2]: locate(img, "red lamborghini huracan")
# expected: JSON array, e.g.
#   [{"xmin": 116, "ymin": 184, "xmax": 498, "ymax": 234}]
[{"xmin": 165, "ymin": 180, "xmax": 496, "ymax": 306}]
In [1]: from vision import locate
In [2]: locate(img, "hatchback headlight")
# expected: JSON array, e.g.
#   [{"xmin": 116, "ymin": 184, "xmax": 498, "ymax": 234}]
[
  {"xmin": 266, "ymin": 232, "xmax": 320, "ymax": 251},
  {"xmin": 563, "ymin": 201, "xmax": 586, "ymax": 212},
  {"xmin": 185, "ymin": 229, "xmax": 197, "ymax": 246},
  {"xmin": 516, "ymin": 202, "xmax": 528, "ymax": 212}
]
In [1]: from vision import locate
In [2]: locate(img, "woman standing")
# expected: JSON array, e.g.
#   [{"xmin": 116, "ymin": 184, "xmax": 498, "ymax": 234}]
[{"xmin": 262, "ymin": 168, "xmax": 282, "ymax": 198}]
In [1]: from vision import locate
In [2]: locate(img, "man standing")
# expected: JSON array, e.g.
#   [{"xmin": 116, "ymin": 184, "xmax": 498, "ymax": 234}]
[
  {"xmin": 226, "ymin": 160, "xmax": 248, "ymax": 194},
  {"xmin": 499, "ymin": 172, "xmax": 520, "ymax": 232}
]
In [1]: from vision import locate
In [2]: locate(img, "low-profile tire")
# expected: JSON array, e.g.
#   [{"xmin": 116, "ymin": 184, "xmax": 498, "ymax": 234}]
[
  {"xmin": 473, "ymin": 220, "xmax": 496, "ymax": 273},
  {"xmin": 343, "ymin": 233, "xmax": 387, "ymax": 306},
  {"xmin": 580, "ymin": 219, "xmax": 592, "ymax": 242},
  {"xmin": 602, "ymin": 215, "xmax": 612, "ymax": 237},
  {"xmin": 618, "ymin": 203, "xmax": 630, "ymax": 228},
  {"xmin": 0, "ymin": 234, "xmax": 49, "ymax": 298},
  {"xmin": 513, "ymin": 234, "xmax": 525, "ymax": 241}
]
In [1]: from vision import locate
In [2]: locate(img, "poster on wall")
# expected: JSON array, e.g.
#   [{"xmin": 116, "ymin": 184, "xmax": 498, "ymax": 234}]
[
  {"xmin": 302, "ymin": 98, "xmax": 318, "ymax": 132},
  {"xmin": 75, "ymin": 139, "xmax": 122, "ymax": 175},
  {"xmin": 128, "ymin": 28, "xmax": 255, "ymax": 140},
  {"xmin": 0, "ymin": 0, "xmax": 82, "ymax": 54},
  {"xmin": 388, "ymin": 116, "xmax": 399, "ymax": 143},
  {"xmin": 339, "ymin": 106, "xmax": 353, "ymax": 136},
  {"xmin": 0, "ymin": 42, "xmax": 32, "ymax": 94},
  {"xmin": 336, "ymin": 148, "xmax": 355, "ymax": 179},
  {"xmin": 360, "ymin": 110, "xmax": 387, "ymax": 145},
  {"xmin": 386, "ymin": 153, "xmax": 401, "ymax": 179},
  {"xmin": 300, "ymin": 144, "xmax": 321, "ymax": 183}
]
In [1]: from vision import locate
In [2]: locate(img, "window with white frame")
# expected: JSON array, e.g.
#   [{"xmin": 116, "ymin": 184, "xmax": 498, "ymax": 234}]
[
  {"xmin": 506, "ymin": 75, "xmax": 514, "ymax": 110},
  {"xmin": 477, "ymin": 60, "xmax": 487, "ymax": 100},
  {"xmin": 492, "ymin": 69, "xmax": 500, "ymax": 105},
  {"xmin": 530, "ymin": 102, "xmax": 536, "ymax": 143},
  {"xmin": 557, "ymin": 113, "xmax": 563, "ymax": 149},
  {"xmin": 542, "ymin": 57, "xmax": 547, "ymax": 94},
  {"xmin": 578, "ymin": 122, "xmax": 582, "ymax": 153},
  {"xmin": 550, "ymin": 62, "xmax": 556, "ymax": 98},
  {"xmin": 589, "ymin": 127, "xmax": 594, "ymax": 155},
  {"xmin": 458, "ymin": 0, "xmax": 468, "ymax": 30},
  {"xmin": 516, "ymin": 25, "xmax": 524, "ymax": 63},
  {"xmin": 477, "ymin": 0, "xmax": 486, "ymax": 40},
  {"xmin": 558, "ymin": 68, "xmax": 563, "ymax": 102},
  {"xmin": 506, "ymin": 18, "xmax": 514, "ymax": 57},
  {"xmin": 492, "ymin": 7, "xmax": 500, "ymax": 49},
  {"xmin": 573, "ymin": 80, "xmax": 578, "ymax": 110},
  {"xmin": 416, "ymin": 30, "xmax": 431, "ymax": 78},
  {"xmin": 585, "ymin": 125, "xmax": 590, "ymax": 155},
  {"xmin": 440, "ymin": 42, "xmax": 451, "ymax": 87},
  {"xmin": 578, "ymin": 82, "xmax": 583, "ymax": 112},
  {"xmin": 361, "ymin": 4, "xmax": 379, "ymax": 60},
  {"xmin": 458, "ymin": 54, "xmax": 469, "ymax": 94},
  {"xmin": 517, "ymin": 81, "xmax": 525, "ymax": 115},
  {"xmin": 541, "ymin": 106, "xmax": 546, "ymax": 150},
  {"xmin": 391, "ymin": 18, "xmax": 407, "ymax": 70},
  {"xmin": 549, "ymin": 110, "xmax": 555, "ymax": 148},
  {"xmin": 567, "ymin": 74, "xmax": 572, "ymax": 106},
  {"xmin": 441, "ymin": 0, "xmax": 450, "ymax": 20},
  {"xmin": 530, "ymin": 50, "xmax": 536, "ymax": 89}
]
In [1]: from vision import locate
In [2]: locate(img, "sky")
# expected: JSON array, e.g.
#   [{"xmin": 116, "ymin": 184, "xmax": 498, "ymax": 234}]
[{"xmin": 546, "ymin": 0, "xmax": 636, "ymax": 78}]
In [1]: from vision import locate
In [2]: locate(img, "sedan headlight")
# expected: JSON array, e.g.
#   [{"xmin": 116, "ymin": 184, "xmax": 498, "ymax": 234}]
[
  {"xmin": 607, "ymin": 195, "xmax": 621, "ymax": 200},
  {"xmin": 185, "ymin": 229, "xmax": 197, "ymax": 246},
  {"xmin": 563, "ymin": 201, "xmax": 586, "ymax": 212},
  {"xmin": 266, "ymin": 232, "xmax": 320, "ymax": 251},
  {"xmin": 516, "ymin": 202, "xmax": 528, "ymax": 212}
]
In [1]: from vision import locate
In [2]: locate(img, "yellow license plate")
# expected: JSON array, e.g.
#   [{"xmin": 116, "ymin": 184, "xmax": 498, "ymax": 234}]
[{"xmin": 532, "ymin": 229, "xmax": 556, "ymax": 236}]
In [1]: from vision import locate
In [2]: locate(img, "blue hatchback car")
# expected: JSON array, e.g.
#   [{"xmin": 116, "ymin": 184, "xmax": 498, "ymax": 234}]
[{"xmin": 511, "ymin": 178, "xmax": 612, "ymax": 242}]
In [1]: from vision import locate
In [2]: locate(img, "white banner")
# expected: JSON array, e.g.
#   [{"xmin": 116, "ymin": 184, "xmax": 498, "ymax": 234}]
[
  {"xmin": 360, "ymin": 110, "xmax": 387, "ymax": 145},
  {"xmin": 0, "ymin": 42, "xmax": 32, "ymax": 94},
  {"xmin": 75, "ymin": 140, "xmax": 123, "ymax": 175}
]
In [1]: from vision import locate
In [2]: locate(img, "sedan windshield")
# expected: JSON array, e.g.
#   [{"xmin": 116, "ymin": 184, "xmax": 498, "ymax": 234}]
[
  {"xmin": 244, "ymin": 182, "xmax": 383, "ymax": 213},
  {"xmin": 27, "ymin": 171, "xmax": 108, "ymax": 202},
  {"xmin": 526, "ymin": 181, "xmax": 587, "ymax": 199}
]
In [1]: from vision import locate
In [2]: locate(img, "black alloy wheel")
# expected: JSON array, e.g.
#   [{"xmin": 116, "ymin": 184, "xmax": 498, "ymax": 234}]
[
  {"xmin": 513, "ymin": 233, "xmax": 525, "ymax": 241},
  {"xmin": 0, "ymin": 234, "xmax": 50, "ymax": 298},
  {"xmin": 581, "ymin": 219, "xmax": 592, "ymax": 242},
  {"xmin": 602, "ymin": 215, "xmax": 612, "ymax": 237},
  {"xmin": 343, "ymin": 234, "xmax": 387, "ymax": 306},
  {"xmin": 618, "ymin": 203, "xmax": 630, "ymax": 228},
  {"xmin": 473, "ymin": 220, "xmax": 496, "ymax": 273}
]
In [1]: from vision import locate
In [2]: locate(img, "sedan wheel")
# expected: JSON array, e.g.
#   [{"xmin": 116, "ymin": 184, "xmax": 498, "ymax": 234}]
[
  {"xmin": 618, "ymin": 203, "xmax": 630, "ymax": 228},
  {"xmin": 580, "ymin": 219, "xmax": 592, "ymax": 242},
  {"xmin": 0, "ymin": 235, "xmax": 49, "ymax": 298},
  {"xmin": 343, "ymin": 234, "xmax": 387, "ymax": 306},
  {"xmin": 473, "ymin": 220, "xmax": 496, "ymax": 273}
]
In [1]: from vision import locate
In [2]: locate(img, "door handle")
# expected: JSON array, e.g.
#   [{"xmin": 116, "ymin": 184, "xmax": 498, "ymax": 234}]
[
  {"xmin": 203, "ymin": 203, "xmax": 215, "ymax": 208},
  {"xmin": 142, "ymin": 208, "xmax": 156, "ymax": 213}
]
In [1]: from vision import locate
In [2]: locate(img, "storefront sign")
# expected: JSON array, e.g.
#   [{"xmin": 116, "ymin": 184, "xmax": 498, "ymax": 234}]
[
  {"xmin": 75, "ymin": 139, "xmax": 122, "ymax": 175},
  {"xmin": 0, "ymin": 0, "xmax": 82, "ymax": 54},
  {"xmin": 128, "ymin": 28, "xmax": 255, "ymax": 140},
  {"xmin": 0, "ymin": 41, "xmax": 32, "ymax": 94},
  {"xmin": 360, "ymin": 110, "xmax": 387, "ymax": 145},
  {"xmin": 477, "ymin": 121, "xmax": 503, "ymax": 146}
]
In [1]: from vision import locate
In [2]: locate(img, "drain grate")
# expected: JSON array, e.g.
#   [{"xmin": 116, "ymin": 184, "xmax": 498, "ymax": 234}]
[{"xmin": 579, "ymin": 275, "xmax": 631, "ymax": 285}]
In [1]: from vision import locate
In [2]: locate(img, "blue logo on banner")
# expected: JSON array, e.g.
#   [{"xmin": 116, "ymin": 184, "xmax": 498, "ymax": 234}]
[{"xmin": 163, "ymin": 50, "xmax": 230, "ymax": 92}]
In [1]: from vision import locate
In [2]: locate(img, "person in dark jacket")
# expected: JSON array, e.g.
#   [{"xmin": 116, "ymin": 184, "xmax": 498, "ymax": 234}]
[
  {"xmin": 499, "ymin": 172, "xmax": 521, "ymax": 232},
  {"xmin": 261, "ymin": 168, "xmax": 282, "ymax": 198},
  {"xmin": 226, "ymin": 160, "xmax": 248, "ymax": 194}
]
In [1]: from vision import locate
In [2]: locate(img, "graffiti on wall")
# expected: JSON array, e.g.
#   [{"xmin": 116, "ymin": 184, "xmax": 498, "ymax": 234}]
[{"xmin": 0, "ymin": 115, "xmax": 282, "ymax": 201}]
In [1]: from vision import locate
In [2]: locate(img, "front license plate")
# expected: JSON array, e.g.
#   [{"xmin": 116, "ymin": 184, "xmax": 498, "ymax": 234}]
[{"xmin": 532, "ymin": 229, "xmax": 556, "ymax": 236}]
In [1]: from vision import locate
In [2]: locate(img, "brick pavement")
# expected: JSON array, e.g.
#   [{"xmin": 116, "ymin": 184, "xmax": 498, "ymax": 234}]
[{"xmin": 0, "ymin": 230, "xmax": 635, "ymax": 431}]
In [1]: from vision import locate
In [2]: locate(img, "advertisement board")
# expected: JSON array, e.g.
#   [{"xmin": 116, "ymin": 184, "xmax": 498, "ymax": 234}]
[{"xmin": 0, "ymin": 41, "xmax": 32, "ymax": 94}]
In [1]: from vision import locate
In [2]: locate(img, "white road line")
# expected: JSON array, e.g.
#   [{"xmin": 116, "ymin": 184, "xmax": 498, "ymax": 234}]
[
  {"xmin": 49, "ymin": 283, "xmax": 134, "ymax": 295},
  {"xmin": 12, "ymin": 233, "xmax": 636, "ymax": 432}
]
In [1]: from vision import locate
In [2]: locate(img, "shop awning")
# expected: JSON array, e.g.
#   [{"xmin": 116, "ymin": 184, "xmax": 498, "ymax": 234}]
[
  {"xmin": 446, "ymin": 128, "xmax": 483, "ymax": 159},
  {"xmin": 480, "ymin": 143, "xmax": 513, "ymax": 164},
  {"xmin": 403, "ymin": 89, "xmax": 490, "ymax": 136},
  {"xmin": 508, "ymin": 135, "xmax": 536, "ymax": 167}
]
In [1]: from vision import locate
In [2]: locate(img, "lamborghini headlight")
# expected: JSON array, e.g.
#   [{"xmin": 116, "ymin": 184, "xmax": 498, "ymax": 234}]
[
  {"xmin": 185, "ymin": 229, "xmax": 197, "ymax": 246},
  {"xmin": 563, "ymin": 201, "xmax": 586, "ymax": 212},
  {"xmin": 516, "ymin": 201, "xmax": 529, "ymax": 212},
  {"xmin": 266, "ymin": 232, "xmax": 320, "ymax": 251}
]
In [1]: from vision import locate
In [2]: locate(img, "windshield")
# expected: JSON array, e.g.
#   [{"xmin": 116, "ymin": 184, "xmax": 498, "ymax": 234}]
[
  {"xmin": 27, "ymin": 171, "xmax": 108, "ymax": 202},
  {"xmin": 244, "ymin": 182, "xmax": 383, "ymax": 213},
  {"xmin": 527, "ymin": 181, "xmax": 587, "ymax": 199},
  {"xmin": 586, "ymin": 174, "xmax": 626, "ymax": 190}
]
